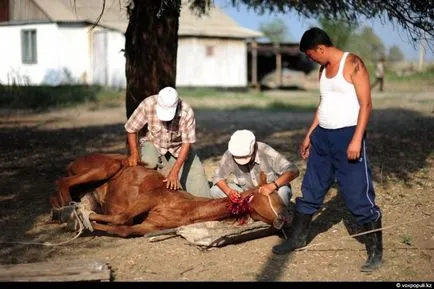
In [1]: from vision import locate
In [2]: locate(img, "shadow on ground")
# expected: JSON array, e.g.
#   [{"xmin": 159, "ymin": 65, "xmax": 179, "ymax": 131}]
[{"xmin": 0, "ymin": 107, "xmax": 432, "ymax": 281}]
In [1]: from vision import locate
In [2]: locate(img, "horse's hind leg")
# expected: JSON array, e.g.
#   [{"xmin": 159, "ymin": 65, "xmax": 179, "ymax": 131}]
[
  {"xmin": 91, "ymin": 221, "xmax": 161, "ymax": 237},
  {"xmin": 53, "ymin": 161, "xmax": 123, "ymax": 208}
]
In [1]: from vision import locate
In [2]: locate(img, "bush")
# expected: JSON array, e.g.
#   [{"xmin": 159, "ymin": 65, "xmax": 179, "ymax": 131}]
[{"xmin": 0, "ymin": 85, "xmax": 104, "ymax": 110}]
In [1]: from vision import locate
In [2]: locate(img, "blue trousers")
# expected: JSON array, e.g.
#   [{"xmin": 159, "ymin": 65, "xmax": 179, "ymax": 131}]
[{"xmin": 295, "ymin": 126, "xmax": 381, "ymax": 224}]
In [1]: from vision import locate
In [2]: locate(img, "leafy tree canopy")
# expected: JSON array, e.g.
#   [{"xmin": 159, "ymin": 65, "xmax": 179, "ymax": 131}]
[
  {"xmin": 343, "ymin": 26, "xmax": 385, "ymax": 65},
  {"xmin": 186, "ymin": 0, "xmax": 433, "ymax": 45},
  {"xmin": 318, "ymin": 17, "xmax": 358, "ymax": 50},
  {"xmin": 259, "ymin": 19, "xmax": 290, "ymax": 45},
  {"xmin": 388, "ymin": 45, "xmax": 405, "ymax": 62}
]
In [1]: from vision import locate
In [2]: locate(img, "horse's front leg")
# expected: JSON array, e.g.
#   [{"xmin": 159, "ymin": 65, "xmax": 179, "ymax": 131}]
[
  {"xmin": 91, "ymin": 221, "xmax": 161, "ymax": 237},
  {"xmin": 89, "ymin": 212, "xmax": 132, "ymax": 225}
]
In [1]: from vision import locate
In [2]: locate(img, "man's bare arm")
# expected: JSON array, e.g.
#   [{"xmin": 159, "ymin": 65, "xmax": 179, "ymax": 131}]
[
  {"xmin": 127, "ymin": 132, "xmax": 140, "ymax": 166},
  {"xmin": 348, "ymin": 54, "xmax": 373, "ymax": 160}
]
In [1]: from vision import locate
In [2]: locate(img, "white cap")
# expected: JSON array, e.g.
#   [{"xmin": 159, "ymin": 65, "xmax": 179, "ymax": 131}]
[
  {"xmin": 228, "ymin": 130, "xmax": 256, "ymax": 165},
  {"xmin": 156, "ymin": 87, "xmax": 179, "ymax": 121}
]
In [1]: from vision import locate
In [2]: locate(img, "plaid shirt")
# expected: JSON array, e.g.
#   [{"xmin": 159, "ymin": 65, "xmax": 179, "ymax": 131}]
[
  {"xmin": 212, "ymin": 142, "xmax": 298, "ymax": 189},
  {"xmin": 124, "ymin": 94, "xmax": 196, "ymax": 157}
]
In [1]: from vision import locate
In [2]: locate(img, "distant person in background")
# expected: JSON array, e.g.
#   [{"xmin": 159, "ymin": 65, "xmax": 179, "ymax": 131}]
[{"xmin": 371, "ymin": 57, "xmax": 385, "ymax": 92}]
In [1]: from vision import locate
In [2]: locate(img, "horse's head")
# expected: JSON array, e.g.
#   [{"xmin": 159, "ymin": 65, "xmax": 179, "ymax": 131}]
[
  {"xmin": 248, "ymin": 187, "xmax": 289, "ymax": 226},
  {"xmin": 229, "ymin": 171, "xmax": 292, "ymax": 228}
]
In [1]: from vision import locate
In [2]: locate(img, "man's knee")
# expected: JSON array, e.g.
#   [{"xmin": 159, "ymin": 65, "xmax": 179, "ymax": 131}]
[
  {"xmin": 184, "ymin": 154, "xmax": 210, "ymax": 192},
  {"xmin": 141, "ymin": 154, "xmax": 159, "ymax": 169},
  {"xmin": 140, "ymin": 144, "xmax": 160, "ymax": 169},
  {"xmin": 185, "ymin": 172, "xmax": 211, "ymax": 197}
]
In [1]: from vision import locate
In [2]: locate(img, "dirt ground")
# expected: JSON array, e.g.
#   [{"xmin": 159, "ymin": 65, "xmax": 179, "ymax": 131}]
[{"xmin": 0, "ymin": 90, "xmax": 433, "ymax": 282}]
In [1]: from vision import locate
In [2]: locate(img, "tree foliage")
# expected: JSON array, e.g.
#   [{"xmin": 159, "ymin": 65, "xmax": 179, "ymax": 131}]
[
  {"xmin": 350, "ymin": 26, "xmax": 386, "ymax": 63},
  {"xmin": 98, "ymin": 1, "xmax": 433, "ymax": 44},
  {"xmin": 318, "ymin": 17, "xmax": 357, "ymax": 50},
  {"xmin": 317, "ymin": 18, "xmax": 389, "ymax": 66},
  {"xmin": 94, "ymin": 0, "xmax": 433, "ymax": 116},
  {"xmin": 259, "ymin": 18, "xmax": 289, "ymax": 45},
  {"xmin": 388, "ymin": 45, "xmax": 405, "ymax": 62},
  {"xmin": 188, "ymin": 0, "xmax": 434, "ymax": 45}
]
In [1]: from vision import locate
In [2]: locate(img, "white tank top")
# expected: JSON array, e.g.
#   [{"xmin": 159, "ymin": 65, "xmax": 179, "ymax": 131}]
[{"xmin": 318, "ymin": 52, "xmax": 360, "ymax": 129}]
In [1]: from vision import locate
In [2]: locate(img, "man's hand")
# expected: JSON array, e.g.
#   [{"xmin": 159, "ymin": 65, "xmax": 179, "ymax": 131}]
[
  {"xmin": 127, "ymin": 154, "xmax": 140, "ymax": 166},
  {"xmin": 299, "ymin": 137, "xmax": 311, "ymax": 160},
  {"xmin": 163, "ymin": 170, "xmax": 182, "ymax": 190},
  {"xmin": 228, "ymin": 189, "xmax": 241, "ymax": 203},
  {"xmin": 258, "ymin": 183, "xmax": 277, "ymax": 196},
  {"xmin": 347, "ymin": 139, "xmax": 362, "ymax": 160}
]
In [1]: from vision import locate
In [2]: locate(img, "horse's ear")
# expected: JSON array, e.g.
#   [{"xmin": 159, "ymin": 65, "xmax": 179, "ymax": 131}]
[{"xmin": 259, "ymin": 171, "xmax": 267, "ymax": 186}]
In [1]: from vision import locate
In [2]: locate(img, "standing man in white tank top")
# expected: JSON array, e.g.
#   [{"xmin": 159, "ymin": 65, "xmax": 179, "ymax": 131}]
[{"xmin": 272, "ymin": 27, "xmax": 383, "ymax": 272}]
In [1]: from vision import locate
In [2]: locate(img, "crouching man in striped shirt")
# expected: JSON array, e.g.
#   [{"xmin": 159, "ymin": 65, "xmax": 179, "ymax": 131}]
[
  {"xmin": 124, "ymin": 87, "xmax": 211, "ymax": 198},
  {"xmin": 210, "ymin": 129, "xmax": 299, "ymax": 210}
]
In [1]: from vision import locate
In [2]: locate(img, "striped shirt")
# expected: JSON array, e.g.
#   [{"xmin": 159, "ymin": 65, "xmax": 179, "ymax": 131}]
[
  {"xmin": 124, "ymin": 94, "xmax": 196, "ymax": 157},
  {"xmin": 212, "ymin": 142, "xmax": 298, "ymax": 189}
]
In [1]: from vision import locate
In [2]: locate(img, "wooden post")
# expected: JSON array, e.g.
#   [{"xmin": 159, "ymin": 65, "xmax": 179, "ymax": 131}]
[
  {"xmin": 251, "ymin": 39, "xmax": 258, "ymax": 90},
  {"xmin": 419, "ymin": 35, "xmax": 426, "ymax": 71},
  {"xmin": 275, "ymin": 43, "xmax": 282, "ymax": 88}
]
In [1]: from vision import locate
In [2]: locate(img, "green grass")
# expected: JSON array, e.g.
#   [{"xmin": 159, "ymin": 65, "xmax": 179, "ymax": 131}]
[
  {"xmin": 177, "ymin": 87, "xmax": 221, "ymax": 98},
  {"xmin": 180, "ymin": 89, "xmax": 320, "ymax": 112},
  {"xmin": 177, "ymin": 87, "xmax": 266, "ymax": 98},
  {"xmin": 95, "ymin": 87, "xmax": 125, "ymax": 101},
  {"xmin": 234, "ymin": 101, "xmax": 316, "ymax": 112},
  {"xmin": 266, "ymin": 101, "xmax": 316, "ymax": 112},
  {"xmin": 383, "ymin": 64, "xmax": 434, "ymax": 85},
  {"xmin": 387, "ymin": 69, "xmax": 434, "ymax": 82},
  {"xmin": 401, "ymin": 234, "xmax": 413, "ymax": 246},
  {"xmin": 1, "ymin": 69, "xmax": 431, "ymax": 111},
  {"xmin": 0, "ymin": 85, "xmax": 123, "ymax": 110}
]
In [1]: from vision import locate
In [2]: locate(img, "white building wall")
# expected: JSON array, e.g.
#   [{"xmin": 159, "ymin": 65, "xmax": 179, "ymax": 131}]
[
  {"xmin": 0, "ymin": 24, "xmax": 248, "ymax": 88},
  {"xmin": 106, "ymin": 31, "xmax": 126, "ymax": 88},
  {"xmin": 176, "ymin": 37, "xmax": 247, "ymax": 87},
  {"xmin": 0, "ymin": 23, "xmax": 126, "ymax": 87},
  {"xmin": 90, "ymin": 28, "xmax": 126, "ymax": 88},
  {"xmin": 0, "ymin": 23, "xmax": 60, "ymax": 85},
  {"xmin": 56, "ymin": 24, "xmax": 90, "ymax": 84}
]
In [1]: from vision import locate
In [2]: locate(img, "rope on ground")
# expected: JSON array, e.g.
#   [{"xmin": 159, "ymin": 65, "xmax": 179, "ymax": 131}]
[
  {"xmin": 295, "ymin": 215, "xmax": 432, "ymax": 251},
  {"xmin": 0, "ymin": 206, "xmax": 86, "ymax": 247}
]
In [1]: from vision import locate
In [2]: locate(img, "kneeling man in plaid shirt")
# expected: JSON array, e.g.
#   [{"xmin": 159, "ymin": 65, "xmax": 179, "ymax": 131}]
[{"xmin": 125, "ymin": 87, "xmax": 211, "ymax": 198}]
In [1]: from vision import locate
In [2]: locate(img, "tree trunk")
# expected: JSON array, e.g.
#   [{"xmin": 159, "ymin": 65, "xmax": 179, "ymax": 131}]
[{"xmin": 124, "ymin": 0, "xmax": 180, "ymax": 119}]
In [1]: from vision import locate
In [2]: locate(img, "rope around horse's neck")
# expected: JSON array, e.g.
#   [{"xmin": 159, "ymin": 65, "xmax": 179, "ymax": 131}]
[
  {"xmin": 266, "ymin": 194, "xmax": 289, "ymax": 239},
  {"xmin": 267, "ymin": 195, "xmax": 279, "ymax": 217},
  {"xmin": 0, "ymin": 209, "xmax": 85, "ymax": 247}
]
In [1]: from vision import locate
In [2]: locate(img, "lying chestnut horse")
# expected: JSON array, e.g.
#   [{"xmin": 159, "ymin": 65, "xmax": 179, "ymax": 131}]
[{"xmin": 50, "ymin": 153, "xmax": 288, "ymax": 237}]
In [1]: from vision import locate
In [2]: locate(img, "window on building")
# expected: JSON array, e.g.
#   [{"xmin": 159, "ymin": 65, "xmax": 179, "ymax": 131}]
[
  {"xmin": 21, "ymin": 29, "xmax": 37, "ymax": 64},
  {"xmin": 0, "ymin": 0, "xmax": 10, "ymax": 22},
  {"xmin": 206, "ymin": 45, "xmax": 214, "ymax": 57}
]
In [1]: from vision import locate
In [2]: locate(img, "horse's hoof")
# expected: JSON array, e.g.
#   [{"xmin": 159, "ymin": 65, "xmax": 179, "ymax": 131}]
[
  {"xmin": 51, "ymin": 208, "xmax": 62, "ymax": 222},
  {"xmin": 51, "ymin": 205, "xmax": 75, "ymax": 224},
  {"xmin": 66, "ymin": 215, "xmax": 80, "ymax": 232}
]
